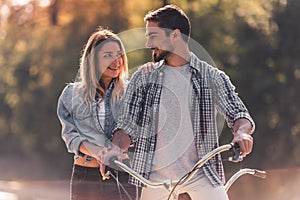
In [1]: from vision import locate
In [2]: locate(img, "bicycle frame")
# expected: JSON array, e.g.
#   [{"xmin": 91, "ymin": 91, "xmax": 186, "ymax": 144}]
[{"xmin": 113, "ymin": 143, "xmax": 266, "ymax": 197}]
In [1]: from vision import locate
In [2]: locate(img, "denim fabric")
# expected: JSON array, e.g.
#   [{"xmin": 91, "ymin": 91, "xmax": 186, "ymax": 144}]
[
  {"xmin": 71, "ymin": 165, "xmax": 137, "ymax": 200},
  {"xmin": 57, "ymin": 81, "xmax": 121, "ymax": 158}
]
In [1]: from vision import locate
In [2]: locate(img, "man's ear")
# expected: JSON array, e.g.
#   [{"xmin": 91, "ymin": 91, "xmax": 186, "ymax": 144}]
[{"xmin": 172, "ymin": 29, "xmax": 180, "ymax": 38}]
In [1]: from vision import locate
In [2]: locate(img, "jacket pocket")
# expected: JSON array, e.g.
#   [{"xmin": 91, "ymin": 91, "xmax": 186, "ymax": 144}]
[{"xmin": 73, "ymin": 102, "xmax": 92, "ymax": 120}]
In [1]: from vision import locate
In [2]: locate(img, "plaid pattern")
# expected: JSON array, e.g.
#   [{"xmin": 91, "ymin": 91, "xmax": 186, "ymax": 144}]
[{"xmin": 116, "ymin": 53, "xmax": 255, "ymax": 187}]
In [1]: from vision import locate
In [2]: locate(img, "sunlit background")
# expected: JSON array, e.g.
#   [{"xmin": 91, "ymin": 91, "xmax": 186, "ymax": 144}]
[{"xmin": 0, "ymin": 0, "xmax": 300, "ymax": 199}]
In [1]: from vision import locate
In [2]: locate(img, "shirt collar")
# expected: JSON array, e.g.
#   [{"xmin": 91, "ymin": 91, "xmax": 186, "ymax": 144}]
[{"xmin": 155, "ymin": 52, "xmax": 207, "ymax": 74}]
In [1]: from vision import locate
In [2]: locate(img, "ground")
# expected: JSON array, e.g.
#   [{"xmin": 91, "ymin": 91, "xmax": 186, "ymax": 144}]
[{"xmin": 0, "ymin": 168, "xmax": 299, "ymax": 200}]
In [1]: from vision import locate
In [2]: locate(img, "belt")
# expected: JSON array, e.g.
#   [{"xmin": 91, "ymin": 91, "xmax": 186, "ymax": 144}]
[{"xmin": 74, "ymin": 155, "xmax": 100, "ymax": 168}]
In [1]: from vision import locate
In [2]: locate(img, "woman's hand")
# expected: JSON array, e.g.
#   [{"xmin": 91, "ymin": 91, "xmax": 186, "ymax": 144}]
[
  {"xmin": 80, "ymin": 142, "xmax": 113, "ymax": 180},
  {"xmin": 100, "ymin": 144, "xmax": 124, "ymax": 165},
  {"xmin": 97, "ymin": 144, "xmax": 128, "ymax": 180}
]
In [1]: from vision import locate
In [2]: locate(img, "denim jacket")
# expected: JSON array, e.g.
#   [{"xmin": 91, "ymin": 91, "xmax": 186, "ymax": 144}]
[{"xmin": 57, "ymin": 81, "xmax": 121, "ymax": 159}]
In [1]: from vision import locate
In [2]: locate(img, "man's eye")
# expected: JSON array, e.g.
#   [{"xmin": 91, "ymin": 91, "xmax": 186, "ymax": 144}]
[{"xmin": 146, "ymin": 35, "xmax": 155, "ymax": 40}]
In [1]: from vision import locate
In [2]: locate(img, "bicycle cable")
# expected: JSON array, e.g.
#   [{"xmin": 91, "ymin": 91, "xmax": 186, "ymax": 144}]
[
  {"xmin": 108, "ymin": 171, "xmax": 134, "ymax": 200},
  {"xmin": 166, "ymin": 170, "xmax": 193, "ymax": 200}
]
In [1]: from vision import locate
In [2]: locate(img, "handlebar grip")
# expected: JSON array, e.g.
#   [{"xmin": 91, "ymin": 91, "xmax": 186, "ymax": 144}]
[
  {"xmin": 254, "ymin": 169, "xmax": 267, "ymax": 179},
  {"xmin": 109, "ymin": 156, "xmax": 131, "ymax": 171},
  {"xmin": 231, "ymin": 142, "xmax": 240, "ymax": 148},
  {"xmin": 122, "ymin": 157, "xmax": 131, "ymax": 167},
  {"xmin": 109, "ymin": 156, "xmax": 118, "ymax": 165},
  {"xmin": 229, "ymin": 143, "xmax": 243, "ymax": 162}
]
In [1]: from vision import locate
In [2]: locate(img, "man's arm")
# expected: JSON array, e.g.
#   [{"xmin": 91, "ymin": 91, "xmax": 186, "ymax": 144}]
[
  {"xmin": 211, "ymin": 69, "xmax": 255, "ymax": 157},
  {"xmin": 101, "ymin": 70, "xmax": 147, "ymax": 165}
]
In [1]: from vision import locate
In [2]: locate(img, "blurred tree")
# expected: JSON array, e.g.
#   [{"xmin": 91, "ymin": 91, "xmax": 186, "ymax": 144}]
[
  {"xmin": 171, "ymin": 0, "xmax": 300, "ymax": 170},
  {"xmin": 48, "ymin": 0, "xmax": 59, "ymax": 25},
  {"xmin": 0, "ymin": 0, "xmax": 130, "ymax": 179},
  {"xmin": 257, "ymin": 0, "xmax": 300, "ymax": 167},
  {"xmin": 163, "ymin": 0, "xmax": 170, "ymax": 6},
  {"xmin": 0, "ymin": 0, "xmax": 299, "ymax": 180}
]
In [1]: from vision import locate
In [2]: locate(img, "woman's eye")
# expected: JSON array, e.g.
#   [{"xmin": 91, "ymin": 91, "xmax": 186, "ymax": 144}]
[{"xmin": 103, "ymin": 54, "xmax": 112, "ymax": 58}]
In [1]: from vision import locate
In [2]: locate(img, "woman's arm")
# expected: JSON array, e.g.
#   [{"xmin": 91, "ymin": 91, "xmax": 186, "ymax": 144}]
[{"xmin": 57, "ymin": 89, "xmax": 85, "ymax": 157}]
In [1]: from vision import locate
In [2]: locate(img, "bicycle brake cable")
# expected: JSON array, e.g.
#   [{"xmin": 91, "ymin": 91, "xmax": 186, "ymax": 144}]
[
  {"xmin": 107, "ymin": 171, "xmax": 134, "ymax": 200},
  {"xmin": 166, "ymin": 170, "xmax": 194, "ymax": 200}
]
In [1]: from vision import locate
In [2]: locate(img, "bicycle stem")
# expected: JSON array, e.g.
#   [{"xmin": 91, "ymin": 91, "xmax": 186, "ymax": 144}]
[{"xmin": 178, "ymin": 143, "xmax": 236, "ymax": 185}]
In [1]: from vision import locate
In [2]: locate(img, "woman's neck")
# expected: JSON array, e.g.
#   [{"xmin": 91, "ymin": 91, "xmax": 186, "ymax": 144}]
[{"xmin": 100, "ymin": 78, "xmax": 112, "ymax": 90}]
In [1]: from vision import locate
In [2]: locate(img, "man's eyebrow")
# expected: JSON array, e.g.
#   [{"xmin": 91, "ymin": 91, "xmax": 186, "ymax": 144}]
[{"xmin": 145, "ymin": 31, "xmax": 158, "ymax": 37}]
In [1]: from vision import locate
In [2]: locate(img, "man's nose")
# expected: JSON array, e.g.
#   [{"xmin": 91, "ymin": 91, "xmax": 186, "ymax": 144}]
[{"xmin": 145, "ymin": 39, "xmax": 152, "ymax": 49}]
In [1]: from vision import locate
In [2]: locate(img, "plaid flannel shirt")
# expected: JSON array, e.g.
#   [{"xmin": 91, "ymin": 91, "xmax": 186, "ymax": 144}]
[{"xmin": 116, "ymin": 53, "xmax": 255, "ymax": 187}]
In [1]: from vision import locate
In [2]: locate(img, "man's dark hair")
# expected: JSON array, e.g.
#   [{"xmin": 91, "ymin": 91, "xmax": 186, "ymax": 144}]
[{"xmin": 144, "ymin": 4, "xmax": 191, "ymax": 42}]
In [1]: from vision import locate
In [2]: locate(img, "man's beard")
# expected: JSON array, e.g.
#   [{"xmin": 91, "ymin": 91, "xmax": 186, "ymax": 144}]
[{"xmin": 152, "ymin": 49, "xmax": 171, "ymax": 62}]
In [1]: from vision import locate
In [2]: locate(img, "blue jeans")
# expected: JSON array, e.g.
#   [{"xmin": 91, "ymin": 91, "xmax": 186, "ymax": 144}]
[{"xmin": 71, "ymin": 165, "xmax": 137, "ymax": 200}]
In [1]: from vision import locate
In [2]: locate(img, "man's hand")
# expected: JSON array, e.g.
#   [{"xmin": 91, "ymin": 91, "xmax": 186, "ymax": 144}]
[
  {"xmin": 232, "ymin": 118, "xmax": 254, "ymax": 157},
  {"xmin": 232, "ymin": 133, "xmax": 253, "ymax": 157}
]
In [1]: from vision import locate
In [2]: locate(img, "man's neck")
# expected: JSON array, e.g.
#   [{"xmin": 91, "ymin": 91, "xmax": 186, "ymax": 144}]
[{"xmin": 165, "ymin": 46, "xmax": 190, "ymax": 67}]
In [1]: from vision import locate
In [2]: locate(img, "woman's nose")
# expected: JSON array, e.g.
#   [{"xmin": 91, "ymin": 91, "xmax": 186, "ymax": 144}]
[{"xmin": 113, "ymin": 55, "xmax": 122, "ymax": 65}]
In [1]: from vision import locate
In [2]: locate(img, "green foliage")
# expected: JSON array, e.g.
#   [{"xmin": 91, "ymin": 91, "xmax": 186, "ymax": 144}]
[
  {"xmin": 0, "ymin": 0, "xmax": 299, "ymax": 179},
  {"xmin": 0, "ymin": 0, "xmax": 130, "ymax": 179}
]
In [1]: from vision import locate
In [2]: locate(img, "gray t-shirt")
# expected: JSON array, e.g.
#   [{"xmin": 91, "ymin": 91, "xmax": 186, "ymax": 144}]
[{"xmin": 150, "ymin": 64, "xmax": 201, "ymax": 182}]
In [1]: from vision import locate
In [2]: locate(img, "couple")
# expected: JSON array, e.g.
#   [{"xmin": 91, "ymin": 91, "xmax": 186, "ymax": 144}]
[{"xmin": 57, "ymin": 4, "xmax": 255, "ymax": 200}]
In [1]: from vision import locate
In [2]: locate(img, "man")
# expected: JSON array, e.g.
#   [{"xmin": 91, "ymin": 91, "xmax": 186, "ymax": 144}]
[{"xmin": 108, "ymin": 4, "xmax": 255, "ymax": 200}]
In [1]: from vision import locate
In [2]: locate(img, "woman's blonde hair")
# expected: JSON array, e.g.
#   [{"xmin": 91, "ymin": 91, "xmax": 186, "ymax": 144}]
[{"xmin": 76, "ymin": 27, "xmax": 128, "ymax": 104}]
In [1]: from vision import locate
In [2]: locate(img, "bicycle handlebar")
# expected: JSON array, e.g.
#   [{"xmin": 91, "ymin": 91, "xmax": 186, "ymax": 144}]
[
  {"xmin": 254, "ymin": 169, "xmax": 267, "ymax": 179},
  {"xmin": 224, "ymin": 168, "xmax": 267, "ymax": 192},
  {"xmin": 113, "ymin": 143, "xmax": 244, "ymax": 189},
  {"xmin": 110, "ymin": 142, "xmax": 266, "ymax": 200}
]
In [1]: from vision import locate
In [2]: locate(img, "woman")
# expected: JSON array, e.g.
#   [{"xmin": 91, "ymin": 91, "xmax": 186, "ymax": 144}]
[{"xmin": 57, "ymin": 28, "xmax": 136, "ymax": 200}]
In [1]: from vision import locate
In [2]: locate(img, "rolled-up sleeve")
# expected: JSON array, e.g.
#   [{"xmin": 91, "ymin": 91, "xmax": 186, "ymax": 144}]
[
  {"xmin": 116, "ymin": 71, "xmax": 146, "ymax": 140},
  {"xmin": 214, "ymin": 70, "xmax": 255, "ymax": 133}
]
